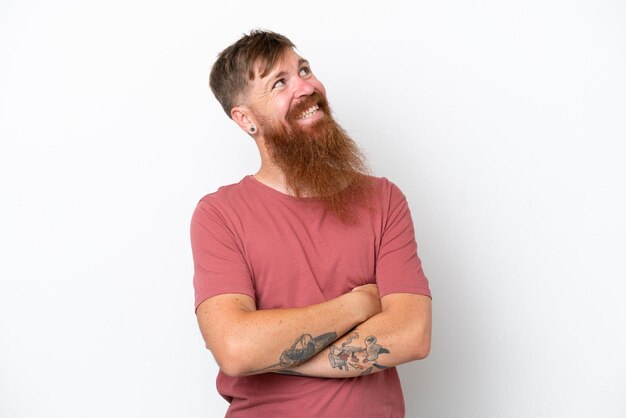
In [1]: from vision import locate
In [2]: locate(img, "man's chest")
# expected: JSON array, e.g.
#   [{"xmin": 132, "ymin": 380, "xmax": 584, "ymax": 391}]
[{"xmin": 237, "ymin": 213, "xmax": 381, "ymax": 309}]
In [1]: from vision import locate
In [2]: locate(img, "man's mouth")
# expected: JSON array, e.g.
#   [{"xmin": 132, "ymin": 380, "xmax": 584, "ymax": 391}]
[{"xmin": 295, "ymin": 104, "xmax": 320, "ymax": 120}]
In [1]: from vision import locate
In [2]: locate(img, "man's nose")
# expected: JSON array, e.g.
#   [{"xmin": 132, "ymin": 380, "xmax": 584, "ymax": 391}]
[{"xmin": 293, "ymin": 76, "xmax": 315, "ymax": 98}]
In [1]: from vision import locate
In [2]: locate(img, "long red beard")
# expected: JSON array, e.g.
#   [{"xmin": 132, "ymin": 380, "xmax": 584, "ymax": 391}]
[{"xmin": 258, "ymin": 92, "xmax": 374, "ymax": 222}]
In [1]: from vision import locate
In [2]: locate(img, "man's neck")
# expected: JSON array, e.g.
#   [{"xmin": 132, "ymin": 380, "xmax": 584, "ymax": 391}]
[{"xmin": 253, "ymin": 165, "xmax": 293, "ymax": 196}]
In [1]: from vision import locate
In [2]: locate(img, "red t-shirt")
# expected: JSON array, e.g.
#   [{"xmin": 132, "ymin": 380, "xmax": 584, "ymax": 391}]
[{"xmin": 191, "ymin": 175, "xmax": 431, "ymax": 417}]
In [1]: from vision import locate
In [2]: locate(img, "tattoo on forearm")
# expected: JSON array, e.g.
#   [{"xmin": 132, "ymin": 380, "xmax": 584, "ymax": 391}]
[
  {"xmin": 279, "ymin": 332, "xmax": 338, "ymax": 367},
  {"xmin": 328, "ymin": 332, "xmax": 390, "ymax": 375},
  {"xmin": 248, "ymin": 332, "xmax": 338, "ymax": 375}
]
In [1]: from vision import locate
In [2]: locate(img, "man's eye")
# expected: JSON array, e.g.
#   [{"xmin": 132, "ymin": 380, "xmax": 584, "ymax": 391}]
[
  {"xmin": 273, "ymin": 79, "xmax": 285, "ymax": 89},
  {"xmin": 299, "ymin": 67, "xmax": 311, "ymax": 76}
]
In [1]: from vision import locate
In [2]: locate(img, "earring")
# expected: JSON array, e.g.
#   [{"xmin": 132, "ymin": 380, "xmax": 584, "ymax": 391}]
[{"xmin": 249, "ymin": 125, "xmax": 256, "ymax": 134}]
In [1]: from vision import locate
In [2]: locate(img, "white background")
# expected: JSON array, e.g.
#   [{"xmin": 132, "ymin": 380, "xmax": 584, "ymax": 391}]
[{"xmin": 1, "ymin": 0, "xmax": 625, "ymax": 417}]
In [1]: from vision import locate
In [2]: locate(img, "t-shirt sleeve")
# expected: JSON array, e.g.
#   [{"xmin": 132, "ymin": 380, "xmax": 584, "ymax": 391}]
[
  {"xmin": 375, "ymin": 180, "xmax": 431, "ymax": 299},
  {"xmin": 190, "ymin": 199, "xmax": 256, "ymax": 310}
]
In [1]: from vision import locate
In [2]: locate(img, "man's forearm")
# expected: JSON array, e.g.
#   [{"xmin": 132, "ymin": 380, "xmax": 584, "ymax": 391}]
[
  {"xmin": 277, "ymin": 294, "xmax": 432, "ymax": 378},
  {"xmin": 197, "ymin": 286, "xmax": 381, "ymax": 377}
]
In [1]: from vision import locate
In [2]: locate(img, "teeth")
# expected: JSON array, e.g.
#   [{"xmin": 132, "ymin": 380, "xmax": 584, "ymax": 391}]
[{"xmin": 297, "ymin": 105, "xmax": 320, "ymax": 119}]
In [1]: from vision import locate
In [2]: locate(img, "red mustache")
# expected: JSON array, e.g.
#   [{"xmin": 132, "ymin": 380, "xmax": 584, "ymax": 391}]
[{"xmin": 287, "ymin": 91, "xmax": 330, "ymax": 122}]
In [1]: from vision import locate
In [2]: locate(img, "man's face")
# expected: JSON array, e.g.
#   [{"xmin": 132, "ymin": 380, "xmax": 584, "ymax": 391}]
[
  {"xmin": 238, "ymin": 47, "xmax": 371, "ymax": 222},
  {"xmin": 246, "ymin": 48, "xmax": 328, "ymax": 133}
]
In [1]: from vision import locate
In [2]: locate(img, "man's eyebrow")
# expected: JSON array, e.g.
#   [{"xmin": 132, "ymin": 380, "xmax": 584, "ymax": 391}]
[{"xmin": 264, "ymin": 58, "xmax": 310, "ymax": 88}]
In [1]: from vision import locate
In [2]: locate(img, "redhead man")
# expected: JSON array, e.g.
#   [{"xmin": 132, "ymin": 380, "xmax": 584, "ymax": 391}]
[{"xmin": 191, "ymin": 30, "xmax": 432, "ymax": 418}]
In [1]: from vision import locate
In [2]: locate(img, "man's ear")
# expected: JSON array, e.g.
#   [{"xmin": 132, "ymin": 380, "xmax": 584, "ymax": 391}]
[{"xmin": 231, "ymin": 106, "xmax": 257, "ymax": 136}]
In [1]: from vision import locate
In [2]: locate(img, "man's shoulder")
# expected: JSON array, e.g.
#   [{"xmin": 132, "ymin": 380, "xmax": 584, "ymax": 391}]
[
  {"xmin": 191, "ymin": 176, "xmax": 254, "ymax": 223},
  {"xmin": 197, "ymin": 176, "xmax": 250, "ymax": 205},
  {"xmin": 364, "ymin": 175, "xmax": 404, "ymax": 198}
]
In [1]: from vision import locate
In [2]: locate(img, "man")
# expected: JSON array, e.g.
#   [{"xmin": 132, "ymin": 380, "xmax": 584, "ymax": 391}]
[{"xmin": 191, "ymin": 30, "xmax": 432, "ymax": 417}]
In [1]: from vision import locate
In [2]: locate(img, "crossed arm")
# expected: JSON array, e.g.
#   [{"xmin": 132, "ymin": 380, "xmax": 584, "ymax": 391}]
[{"xmin": 196, "ymin": 285, "xmax": 431, "ymax": 378}]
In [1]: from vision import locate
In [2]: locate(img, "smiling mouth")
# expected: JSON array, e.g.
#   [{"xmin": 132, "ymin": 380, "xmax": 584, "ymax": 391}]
[{"xmin": 296, "ymin": 104, "xmax": 320, "ymax": 119}]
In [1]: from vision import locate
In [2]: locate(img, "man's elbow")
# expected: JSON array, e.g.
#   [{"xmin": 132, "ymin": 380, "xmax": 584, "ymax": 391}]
[
  {"xmin": 409, "ymin": 327, "xmax": 431, "ymax": 361},
  {"xmin": 413, "ymin": 338, "xmax": 431, "ymax": 360},
  {"xmin": 411, "ymin": 301, "xmax": 432, "ymax": 361},
  {"xmin": 207, "ymin": 338, "xmax": 254, "ymax": 377},
  {"xmin": 218, "ymin": 360, "xmax": 249, "ymax": 378}
]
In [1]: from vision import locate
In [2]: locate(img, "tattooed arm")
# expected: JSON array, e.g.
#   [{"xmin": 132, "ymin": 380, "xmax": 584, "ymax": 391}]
[
  {"xmin": 278, "ymin": 293, "xmax": 432, "ymax": 378},
  {"xmin": 195, "ymin": 284, "xmax": 382, "ymax": 377}
]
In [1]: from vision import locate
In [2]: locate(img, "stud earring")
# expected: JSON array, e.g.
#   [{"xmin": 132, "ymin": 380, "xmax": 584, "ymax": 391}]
[{"xmin": 249, "ymin": 125, "xmax": 256, "ymax": 134}]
